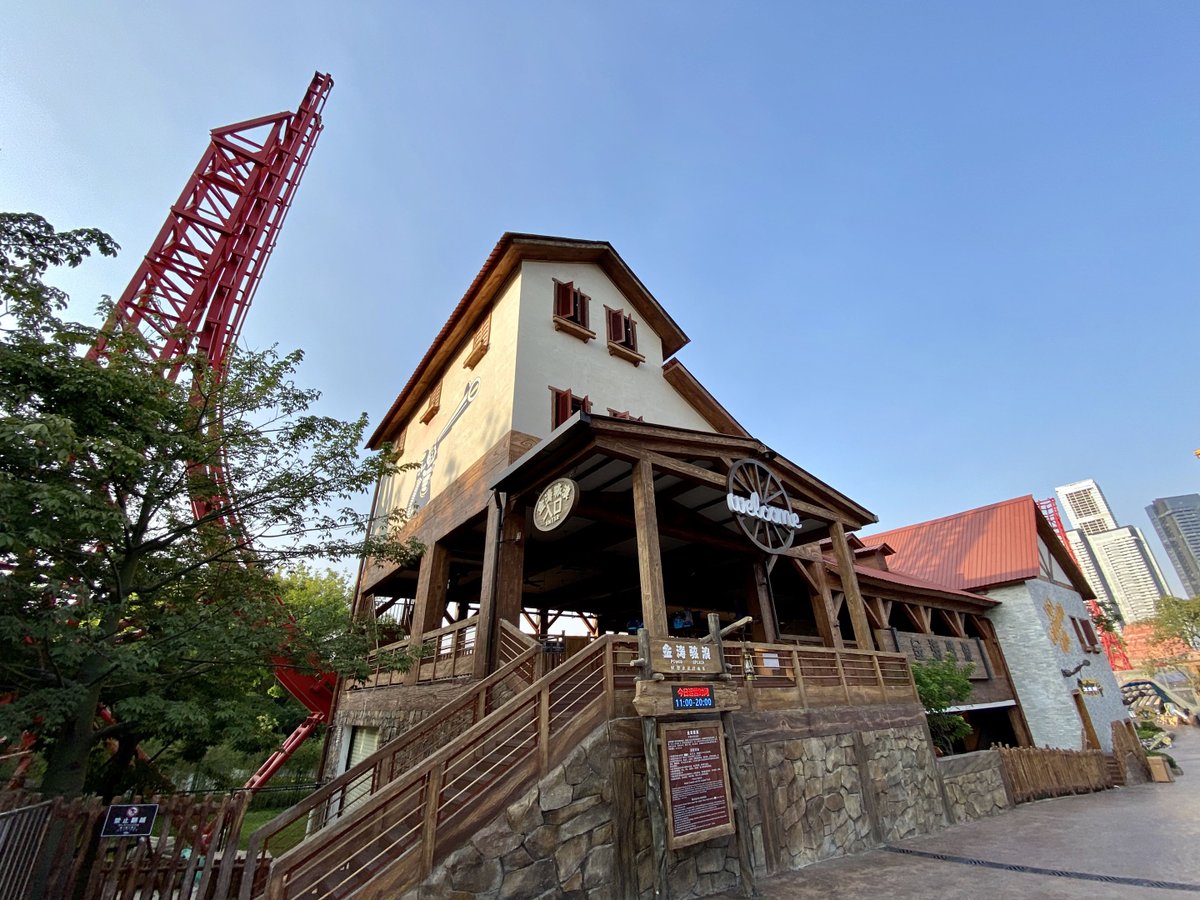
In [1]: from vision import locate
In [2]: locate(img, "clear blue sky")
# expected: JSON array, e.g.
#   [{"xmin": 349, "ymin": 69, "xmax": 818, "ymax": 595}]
[{"xmin": 3, "ymin": 3, "xmax": 1197, "ymax": 591}]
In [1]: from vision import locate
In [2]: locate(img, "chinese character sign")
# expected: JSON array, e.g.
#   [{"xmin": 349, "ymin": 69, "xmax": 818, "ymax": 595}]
[
  {"xmin": 533, "ymin": 478, "xmax": 580, "ymax": 532},
  {"xmin": 651, "ymin": 638, "xmax": 724, "ymax": 675}
]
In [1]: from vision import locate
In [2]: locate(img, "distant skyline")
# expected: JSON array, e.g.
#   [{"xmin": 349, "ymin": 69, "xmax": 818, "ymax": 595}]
[{"xmin": 2, "ymin": 3, "xmax": 1197, "ymax": 589}]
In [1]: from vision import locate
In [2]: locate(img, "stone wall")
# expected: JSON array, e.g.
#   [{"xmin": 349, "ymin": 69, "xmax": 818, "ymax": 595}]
[
  {"xmin": 936, "ymin": 749, "xmax": 1012, "ymax": 822},
  {"xmin": 401, "ymin": 709, "xmax": 964, "ymax": 900}
]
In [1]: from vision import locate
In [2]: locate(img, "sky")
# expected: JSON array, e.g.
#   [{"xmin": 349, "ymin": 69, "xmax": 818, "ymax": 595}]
[{"xmin": 2, "ymin": 3, "xmax": 1198, "ymax": 592}]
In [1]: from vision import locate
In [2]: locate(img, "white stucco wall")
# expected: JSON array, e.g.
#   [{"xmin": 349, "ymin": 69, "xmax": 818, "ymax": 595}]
[
  {"xmin": 371, "ymin": 273, "xmax": 522, "ymax": 530},
  {"xmin": 987, "ymin": 579, "xmax": 1126, "ymax": 751},
  {"xmin": 510, "ymin": 261, "xmax": 715, "ymax": 438}
]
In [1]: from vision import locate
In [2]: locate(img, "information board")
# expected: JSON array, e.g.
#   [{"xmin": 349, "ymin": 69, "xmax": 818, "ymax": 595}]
[
  {"xmin": 658, "ymin": 721, "xmax": 734, "ymax": 849},
  {"xmin": 100, "ymin": 803, "xmax": 159, "ymax": 838}
]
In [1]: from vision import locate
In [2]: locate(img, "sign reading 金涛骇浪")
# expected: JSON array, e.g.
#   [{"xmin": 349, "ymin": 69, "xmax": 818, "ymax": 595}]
[
  {"xmin": 659, "ymin": 721, "xmax": 735, "ymax": 849},
  {"xmin": 649, "ymin": 638, "xmax": 724, "ymax": 676}
]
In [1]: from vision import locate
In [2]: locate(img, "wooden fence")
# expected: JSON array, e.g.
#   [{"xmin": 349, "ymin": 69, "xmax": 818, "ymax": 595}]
[
  {"xmin": 996, "ymin": 745, "xmax": 1113, "ymax": 803},
  {"xmin": 0, "ymin": 790, "xmax": 253, "ymax": 900}
]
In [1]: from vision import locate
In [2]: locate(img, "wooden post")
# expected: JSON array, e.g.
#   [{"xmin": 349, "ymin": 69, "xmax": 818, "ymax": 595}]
[
  {"xmin": 632, "ymin": 458, "xmax": 670, "ymax": 638},
  {"xmin": 828, "ymin": 522, "xmax": 875, "ymax": 651},
  {"xmin": 406, "ymin": 542, "xmax": 451, "ymax": 684},
  {"xmin": 473, "ymin": 498, "xmax": 502, "ymax": 678},
  {"xmin": 495, "ymin": 498, "xmax": 526, "ymax": 630},
  {"xmin": 749, "ymin": 560, "xmax": 779, "ymax": 644},
  {"xmin": 642, "ymin": 716, "xmax": 671, "ymax": 900}
]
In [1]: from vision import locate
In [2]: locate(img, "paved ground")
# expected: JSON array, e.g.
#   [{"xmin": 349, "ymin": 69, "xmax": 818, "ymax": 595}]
[{"xmin": 720, "ymin": 727, "xmax": 1200, "ymax": 899}]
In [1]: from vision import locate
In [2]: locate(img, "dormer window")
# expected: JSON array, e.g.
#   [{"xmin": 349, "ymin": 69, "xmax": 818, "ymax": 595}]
[
  {"xmin": 605, "ymin": 306, "xmax": 644, "ymax": 365},
  {"xmin": 553, "ymin": 280, "xmax": 594, "ymax": 342},
  {"xmin": 550, "ymin": 386, "xmax": 591, "ymax": 429},
  {"xmin": 420, "ymin": 381, "xmax": 442, "ymax": 424}
]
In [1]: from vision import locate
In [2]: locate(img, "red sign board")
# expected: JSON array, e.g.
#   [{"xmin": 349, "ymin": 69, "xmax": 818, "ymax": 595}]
[{"xmin": 659, "ymin": 722, "xmax": 734, "ymax": 849}]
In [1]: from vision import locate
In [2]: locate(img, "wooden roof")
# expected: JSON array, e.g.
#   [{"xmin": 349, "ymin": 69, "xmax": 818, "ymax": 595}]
[
  {"xmin": 492, "ymin": 412, "xmax": 877, "ymax": 532},
  {"xmin": 368, "ymin": 233, "xmax": 690, "ymax": 449}
]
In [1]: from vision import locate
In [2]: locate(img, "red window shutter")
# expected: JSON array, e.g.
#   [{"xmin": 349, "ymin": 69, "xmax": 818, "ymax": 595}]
[
  {"xmin": 626, "ymin": 318, "xmax": 637, "ymax": 350},
  {"xmin": 578, "ymin": 292, "xmax": 590, "ymax": 328},
  {"xmin": 554, "ymin": 281, "xmax": 574, "ymax": 317},
  {"xmin": 1081, "ymin": 618, "xmax": 1099, "ymax": 651},
  {"xmin": 1070, "ymin": 617, "xmax": 1088, "ymax": 651},
  {"xmin": 553, "ymin": 389, "xmax": 572, "ymax": 428},
  {"xmin": 607, "ymin": 308, "xmax": 624, "ymax": 344}
]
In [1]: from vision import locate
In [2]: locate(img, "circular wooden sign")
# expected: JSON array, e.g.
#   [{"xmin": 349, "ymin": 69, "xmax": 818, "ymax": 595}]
[
  {"xmin": 726, "ymin": 459, "xmax": 801, "ymax": 554},
  {"xmin": 533, "ymin": 477, "xmax": 580, "ymax": 532}
]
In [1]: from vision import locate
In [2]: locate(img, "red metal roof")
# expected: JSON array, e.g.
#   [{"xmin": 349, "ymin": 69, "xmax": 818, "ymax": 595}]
[
  {"xmin": 850, "ymin": 562, "xmax": 999, "ymax": 607},
  {"xmin": 860, "ymin": 496, "xmax": 1042, "ymax": 592}
]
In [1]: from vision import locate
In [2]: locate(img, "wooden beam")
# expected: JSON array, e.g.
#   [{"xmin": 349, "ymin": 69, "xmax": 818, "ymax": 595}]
[
  {"xmin": 829, "ymin": 521, "xmax": 875, "ymax": 651},
  {"xmin": 940, "ymin": 608, "xmax": 967, "ymax": 639},
  {"xmin": 406, "ymin": 542, "xmax": 451, "ymax": 684},
  {"xmin": 631, "ymin": 458, "xmax": 670, "ymax": 637},
  {"xmin": 792, "ymin": 557, "xmax": 842, "ymax": 648}
]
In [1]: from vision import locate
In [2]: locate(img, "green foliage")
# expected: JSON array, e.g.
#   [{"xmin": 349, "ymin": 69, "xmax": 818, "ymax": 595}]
[
  {"xmin": 1135, "ymin": 721, "xmax": 1164, "ymax": 741},
  {"xmin": 0, "ymin": 212, "xmax": 422, "ymax": 797},
  {"xmin": 911, "ymin": 658, "xmax": 974, "ymax": 754},
  {"xmin": 1150, "ymin": 596, "xmax": 1200, "ymax": 654}
]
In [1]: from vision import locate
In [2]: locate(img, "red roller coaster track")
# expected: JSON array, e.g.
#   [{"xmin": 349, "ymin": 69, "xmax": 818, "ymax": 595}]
[{"xmin": 89, "ymin": 72, "xmax": 338, "ymax": 791}]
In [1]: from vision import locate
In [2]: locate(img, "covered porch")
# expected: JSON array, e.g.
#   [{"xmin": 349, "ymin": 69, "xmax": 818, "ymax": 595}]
[{"xmin": 357, "ymin": 414, "xmax": 908, "ymax": 693}]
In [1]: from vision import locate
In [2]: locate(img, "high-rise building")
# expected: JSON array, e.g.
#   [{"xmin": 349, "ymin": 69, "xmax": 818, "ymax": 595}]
[
  {"xmin": 1146, "ymin": 495, "xmax": 1200, "ymax": 598},
  {"xmin": 1056, "ymin": 479, "xmax": 1169, "ymax": 623},
  {"xmin": 1057, "ymin": 479, "xmax": 1118, "ymax": 536}
]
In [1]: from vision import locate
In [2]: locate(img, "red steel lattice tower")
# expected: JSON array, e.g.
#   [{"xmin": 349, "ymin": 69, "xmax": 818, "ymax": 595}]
[
  {"xmin": 1037, "ymin": 497, "xmax": 1132, "ymax": 671},
  {"xmin": 89, "ymin": 73, "xmax": 338, "ymax": 790}
]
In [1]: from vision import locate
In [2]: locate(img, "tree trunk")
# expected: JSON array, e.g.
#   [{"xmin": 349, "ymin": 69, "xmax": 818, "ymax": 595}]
[{"xmin": 38, "ymin": 680, "xmax": 102, "ymax": 797}]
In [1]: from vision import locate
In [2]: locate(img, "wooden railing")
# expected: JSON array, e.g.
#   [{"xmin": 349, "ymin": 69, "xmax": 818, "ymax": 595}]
[
  {"xmin": 362, "ymin": 615, "xmax": 481, "ymax": 688},
  {"xmin": 252, "ymin": 635, "xmax": 914, "ymax": 899},
  {"xmin": 721, "ymin": 641, "xmax": 917, "ymax": 707},
  {"xmin": 240, "ymin": 636, "xmax": 541, "ymax": 899},
  {"xmin": 256, "ymin": 636, "xmax": 640, "ymax": 900},
  {"xmin": 997, "ymin": 745, "xmax": 1112, "ymax": 802}
]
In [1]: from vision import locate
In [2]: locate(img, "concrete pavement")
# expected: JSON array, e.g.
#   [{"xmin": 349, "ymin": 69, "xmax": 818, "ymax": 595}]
[{"xmin": 721, "ymin": 727, "xmax": 1200, "ymax": 899}]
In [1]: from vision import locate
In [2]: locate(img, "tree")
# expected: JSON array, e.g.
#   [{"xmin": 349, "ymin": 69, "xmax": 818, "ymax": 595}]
[
  {"xmin": 1151, "ymin": 596, "xmax": 1200, "ymax": 652},
  {"xmin": 911, "ymin": 658, "xmax": 973, "ymax": 755},
  {"xmin": 0, "ymin": 212, "xmax": 420, "ymax": 797}
]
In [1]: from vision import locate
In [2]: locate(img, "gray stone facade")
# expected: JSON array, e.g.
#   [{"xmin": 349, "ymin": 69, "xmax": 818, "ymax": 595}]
[
  {"xmin": 987, "ymin": 579, "xmax": 1126, "ymax": 751},
  {"xmin": 936, "ymin": 749, "xmax": 1012, "ymax": 822},
  {"xmin": 400, "ymin": 711, "xmax": 963, "ymax": 899}
]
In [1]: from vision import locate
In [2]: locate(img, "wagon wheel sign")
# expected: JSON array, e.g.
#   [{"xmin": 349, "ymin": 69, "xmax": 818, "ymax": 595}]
[{"xmin": 726, "ymin": 458, "xmax": 801, "ymax": 554}]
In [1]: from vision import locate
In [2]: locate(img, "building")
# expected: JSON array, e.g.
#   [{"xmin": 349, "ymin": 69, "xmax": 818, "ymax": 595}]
[
  {"xmin": 1055, "ymin": 479, "xmax": 1169, "ymax": 623},
  {"xmin": 1146, "ymin": 494, "xmax": 1200, "ymax": 598},
  {"xmin": 249, "ymin": 234, "xmax": 1032, "ymax": 899},
  {"xmin": 861, "ymin": 497, "xmax": 1129, "ymax": 753}
]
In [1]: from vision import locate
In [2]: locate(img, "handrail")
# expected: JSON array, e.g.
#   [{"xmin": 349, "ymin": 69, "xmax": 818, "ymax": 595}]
[
  {"xmin": 260, "ymin": 635, "xmax": 638, "ymax": 899},
  {"xmin": 256, "ymin": 636, "xmax": 912, "ymax": 899},
  {"xmin": 240, "ymin": 641, "xmax": 540, "ymax": 899},
  {"xmin": 367, "ymin": 614, "xmax": 480, "ymax": 660}
]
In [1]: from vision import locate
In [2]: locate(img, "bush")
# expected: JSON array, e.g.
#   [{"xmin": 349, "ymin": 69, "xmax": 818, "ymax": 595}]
[{"xmin": 912, "ymin": 658, "xmax": 974, "ymax": 755}]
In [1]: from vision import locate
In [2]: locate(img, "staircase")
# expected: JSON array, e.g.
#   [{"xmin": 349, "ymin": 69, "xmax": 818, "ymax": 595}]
[{"xmin": 241, "ymin": 631, "xmax": 638, "ymax": 900}]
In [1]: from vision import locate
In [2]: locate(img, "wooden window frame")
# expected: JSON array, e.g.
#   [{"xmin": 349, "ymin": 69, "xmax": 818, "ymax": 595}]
[
  {"xmin": 1070, "ymin": 615, "xmax": 1100, "ymax": 654},
  {"xmin": 607, "ymin": 408, "xmax": 644, "ymax": 422},
  {"xmin": 553, "ymin": 280, "xmax": 595, "ymax": 343},
  {"xmin": 550, "ymin": 386, "xmax": 591, "ymax": 429},
  {"xmin": 420, "ymin": 381, "xmax": 442, "ymax": 424},
  {"xmin": 605, "ymin": 305, "xmax": 644, "ymax": 365},
  {"xmin": 463, "ymin": 313, "xmax": 491, "ymax": 369}
]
